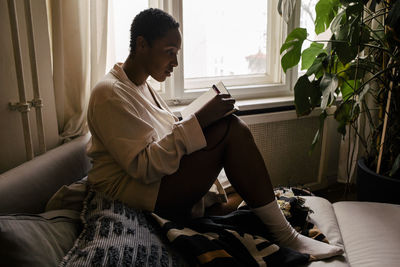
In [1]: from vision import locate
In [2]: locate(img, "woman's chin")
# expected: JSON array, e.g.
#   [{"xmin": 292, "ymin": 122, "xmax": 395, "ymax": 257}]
[{"xmin": 151, "ymin": 75, "xmax": 167, "ymax": 82}]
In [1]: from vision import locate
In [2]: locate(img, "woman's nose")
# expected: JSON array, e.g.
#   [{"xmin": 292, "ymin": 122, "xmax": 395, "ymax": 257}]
[{"xmin": 171, "ymin": 55, "xmax": 178, "ymax": 67}]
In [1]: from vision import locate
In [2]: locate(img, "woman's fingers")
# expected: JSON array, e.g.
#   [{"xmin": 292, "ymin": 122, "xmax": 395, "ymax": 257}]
[{"xmin": 195, "ymin": 94, "xmax": 237, "ymax": 128}]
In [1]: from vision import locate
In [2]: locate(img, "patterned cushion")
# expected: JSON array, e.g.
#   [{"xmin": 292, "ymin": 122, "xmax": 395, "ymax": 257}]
[
  {"xmin": 0, "ymin": 210, "xmax": 80, "ymax": 267},
  {"xmin": 60, "ymin": 190, "xmax": 187, "ymax": 267}
]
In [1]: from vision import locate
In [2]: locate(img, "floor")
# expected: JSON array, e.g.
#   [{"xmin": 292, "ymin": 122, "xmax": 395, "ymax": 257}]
[{"xmin": 312, "ymin": 182, "xmax": 358, "ymax": 203}]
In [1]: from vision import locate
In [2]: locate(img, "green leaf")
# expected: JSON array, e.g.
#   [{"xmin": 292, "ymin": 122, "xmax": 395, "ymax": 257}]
[
  {"xmin": 294, "ymin": 75, "xmax": 313, "ymax": 116},
  {"xmin": 320, "ymin": 73, "xmax": 339, "ymax": 109},
  {"xmin": 306, "ymin": 53, "xmax": 328, "ymax": 77},
  {"xmin": 334, "ymin": 100, "xmax": 354, "ymax": 135},
  {"xmin": 301, "ymin": 42, "xmax": 325, "ymax": 70},
  {"xmin": 339, "ymin": 80, "xmax": 358, "ymax": 101},
  {"xmin": 310, "ymin": 129, "xmax": 321, "ymax": 154},
  {"xmin": 345, "ymin": 2, "xmax": 363, "ymax": 17},
  {"xmin": 334, "ymin": 99, "xmax": 360, "ymax": 127},
  {"xmin": 386, "ymin": 0, "xmax": 400, "ymax": 35},
  {"xmin": 315, "ymin": 0, "xmax": 340, "ymax": 34},
  {"xmin": 389, "ymin": 154, "xmax": 400, "ymax": 177},
  {"xmin": 342, "ymin": 60, "xmax": 371, "ymax": 80},
  {"xmin": 310, "ymin": 110, "xmax": 328, "ymax": 153},
  {"xmin": 280, "ymin": 28, "xmax": 307, "ymax": 73},
  {"xmin": 360, "ymin": 25, "xmax": 370, "ymax": 49},
  {"xmin": 310, "ymin": 79, "xmax": 322, "ymax": 107},
  {"xmin": 330, "ymin": 10, "xmax": 345, "ymax": 35},
  {"xmin": 333, "ymin": 25, "xmax": 358, "ymax": 64}
]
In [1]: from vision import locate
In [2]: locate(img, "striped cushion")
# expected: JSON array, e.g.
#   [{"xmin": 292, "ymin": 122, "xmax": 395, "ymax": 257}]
[{"xmin": 60, "ymin": 190, "xmax": 187, "ymax": 267}]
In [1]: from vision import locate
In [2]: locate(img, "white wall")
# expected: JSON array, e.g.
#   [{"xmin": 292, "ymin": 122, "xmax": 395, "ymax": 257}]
[{"xmin": 0, "ymin": 0, "xmax": 59, "ymax": 173}]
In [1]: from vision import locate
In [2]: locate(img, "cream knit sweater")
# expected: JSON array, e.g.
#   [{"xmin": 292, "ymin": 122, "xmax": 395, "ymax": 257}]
[{"xmin": 86, "ymin": 63, "xmax": 207, "ymax": 211}]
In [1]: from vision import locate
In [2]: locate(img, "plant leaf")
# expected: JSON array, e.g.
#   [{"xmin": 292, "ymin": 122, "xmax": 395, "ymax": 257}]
[
  {"xmin": 301, "ymin": 42, "xmax": 325, "ymax": 70},
  {"xmin": 334, "ymin": 100, "xmax": 356, "ymax": 135},
  {"xmin": 340, "ymin": 80, "xmax": 357, "ymax": 101},
  {"xmin": 294, "ymin": 75, "xmax": 313, "ymax": 116},
  {"xmin": 320, "ymin": 73, "xmax": 339, "ymax": 109},
  {"xmin": 306, "ymin": 53, "xmax": 328, "ymax": 77},
  {"xmin": 310, "ymin": 129, "xmax": 321, "ymax": 154},
  {"xmin": 310, "ymin": 79, "xmax": 322, "ymax": 107},
  {"xmin": 386, "ymin": 0, "xmax": 400, "ymax": 37},
  {"xmin": 280, "ymin": 28, "xmax": 308, "ymax": 72},
  {"xmin": 315, "ymin": 0, "xmax": 340, "ymax": 34},
  {"xmin": 310, "ymin": 110, "xmax": 328, "ymax": 153},
  {"xmin": 389, "ymin": 154, "xmax": 400, "ymax": 177},
  {"xmin": 330, "ymin": 9, "xmax": 345, "ymax": 35},
  {"xmin": 333, "ymin": 22, "xmax": 358, "ymax": 64}
]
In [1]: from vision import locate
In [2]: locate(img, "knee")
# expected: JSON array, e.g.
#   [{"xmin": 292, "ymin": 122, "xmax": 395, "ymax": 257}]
[{"xmin": 228, "ymin": 115, "xmax": 253, "ymax": 141}]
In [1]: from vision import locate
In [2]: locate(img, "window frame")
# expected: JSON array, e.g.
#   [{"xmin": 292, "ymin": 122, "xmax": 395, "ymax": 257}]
[{"xmin": 151, "ymin": 0, "xmax": 301, "ymax": 104}]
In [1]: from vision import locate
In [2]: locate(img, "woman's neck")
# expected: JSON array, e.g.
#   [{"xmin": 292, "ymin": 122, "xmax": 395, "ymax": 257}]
[{"xmin": 122, "ymin": 54, "xmax": 148, "ymax": 86}]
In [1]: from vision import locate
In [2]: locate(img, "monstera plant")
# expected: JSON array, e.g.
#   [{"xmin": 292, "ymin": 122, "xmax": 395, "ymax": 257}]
[{"xmin": 280, "ymin": 0, "xmax": 400, "ymax": 188}]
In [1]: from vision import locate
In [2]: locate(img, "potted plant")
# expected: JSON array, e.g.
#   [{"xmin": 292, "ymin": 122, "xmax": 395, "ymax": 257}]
[{"xmin": 279, "ymin": 0, "xmax": 400, "ymax": 203}]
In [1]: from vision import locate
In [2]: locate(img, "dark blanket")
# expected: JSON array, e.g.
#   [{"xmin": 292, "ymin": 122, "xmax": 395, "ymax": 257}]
[
  {"xmin": 152, "ymin": 210, "xmax": 309, "ymax": 267},
  {"xmin": 151, "ymin": 187, "xmax": 324, "ymax": 267},
  {"xmin": 61, "ymin": 187, "xmax": 327, "ymax": 267}
]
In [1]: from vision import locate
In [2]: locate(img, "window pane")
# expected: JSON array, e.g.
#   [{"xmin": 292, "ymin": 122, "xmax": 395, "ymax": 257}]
[
  {"xmin": 299, "ymin": 0, "xmax": 331, "ymax": 72},
  {"xmin": 183, "ymin": 0, "xmax": 268, "ymax": 80},
  {"xmin": 300, "ymin": 0, "xmax": 319, "ymax": 49},
  {"xmin": 109, "ymin": 0, "xmax": 148, "ymax": 64},
  {"xmin": 108, "ymin": 0, "xmax": 164, "ymax": 91}
]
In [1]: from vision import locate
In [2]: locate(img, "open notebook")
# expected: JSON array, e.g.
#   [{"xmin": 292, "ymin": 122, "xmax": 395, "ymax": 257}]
[{"xmin": 180, "ymin": 81, "xmax": 239, "ymax": 119}]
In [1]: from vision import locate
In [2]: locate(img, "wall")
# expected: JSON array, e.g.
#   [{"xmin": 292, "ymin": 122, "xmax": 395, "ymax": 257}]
[{"xmin": 0, "ymin": 0, "xmax": 59, "ymax": 173}]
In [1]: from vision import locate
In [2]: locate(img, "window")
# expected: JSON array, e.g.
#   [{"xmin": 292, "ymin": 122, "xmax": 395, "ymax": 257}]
[
  {"xmin": 299, "ymin": 0, "xmax": 332, "ymax": 75},
  {"xmin": 108, "ymin": 0, "xmax": 310, "ymax": 103}
]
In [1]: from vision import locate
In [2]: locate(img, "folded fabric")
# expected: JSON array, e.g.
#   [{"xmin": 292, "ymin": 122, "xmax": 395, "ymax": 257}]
[
  {"xmin": 60, "ymin": 187, "xmax": 328, "ymax": 266},
  {"xmin": 152, "ymin": 210, "xmax": 310, "ymax": 267}
]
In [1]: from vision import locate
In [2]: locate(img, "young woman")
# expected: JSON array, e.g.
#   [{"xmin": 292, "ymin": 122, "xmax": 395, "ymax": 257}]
[{"xmin": 86, "ymin": 8, "xmax": 343, "ymax": 260}]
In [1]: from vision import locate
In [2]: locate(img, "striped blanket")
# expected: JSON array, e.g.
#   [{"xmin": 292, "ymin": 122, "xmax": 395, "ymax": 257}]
[
  {"xmin": 61, "ymin": 187, "xmax": 326, "ymax": 266},
  {"xmin": 152, "ymin": 187, "xmax": 325, "ymax": 266}
]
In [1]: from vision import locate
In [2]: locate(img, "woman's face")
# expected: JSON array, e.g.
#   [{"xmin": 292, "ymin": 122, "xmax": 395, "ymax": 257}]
[{"xmin": 143, "ymin": 28, "xmax": 181, "ymax": 82}]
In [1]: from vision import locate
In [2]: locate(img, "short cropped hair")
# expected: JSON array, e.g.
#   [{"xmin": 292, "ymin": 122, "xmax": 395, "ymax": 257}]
[{"xmin": 129, "ymin": 8, "xmax": 180, "ymax": 54}]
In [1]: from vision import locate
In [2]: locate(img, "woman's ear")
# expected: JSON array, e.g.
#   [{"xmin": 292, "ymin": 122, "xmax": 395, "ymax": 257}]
[{"xmin": 135, "ymin": 36, "xmax": 148, "ymax": 52}]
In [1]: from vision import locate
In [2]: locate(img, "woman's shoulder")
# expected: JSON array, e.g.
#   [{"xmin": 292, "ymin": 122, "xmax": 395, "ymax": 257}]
[{"xmin": 91, "ymin": 73, "xmax": 130, "ymax": 101}]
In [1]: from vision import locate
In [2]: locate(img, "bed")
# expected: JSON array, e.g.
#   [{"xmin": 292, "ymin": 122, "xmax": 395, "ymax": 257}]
[{"xmin": 0, "ymin": 134, "xmax": 399, "ymax": 266}]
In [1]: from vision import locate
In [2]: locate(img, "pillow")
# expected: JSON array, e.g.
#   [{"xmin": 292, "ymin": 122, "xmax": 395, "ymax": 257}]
[
  {"xmin": 46, "ymin": 177, "xmax": 88, "ymax": 212},
  {"xmin": 0, "ymin": 209, "xmax": 81, "ymax": 267},
  {"xmin": 60, "ymin": 189, "xmax": 188, "ymax": 267}
]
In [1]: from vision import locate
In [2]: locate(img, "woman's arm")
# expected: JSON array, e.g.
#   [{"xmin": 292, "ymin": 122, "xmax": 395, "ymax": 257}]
[{"xmin": 88, "ymin": 88, "xmax": 206, "ymax": 184}]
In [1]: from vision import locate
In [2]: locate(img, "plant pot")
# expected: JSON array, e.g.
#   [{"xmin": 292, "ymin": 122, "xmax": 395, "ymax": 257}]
[{"xmin": 357, "ymin": 158, "xmax": 400, "ymax": 205}]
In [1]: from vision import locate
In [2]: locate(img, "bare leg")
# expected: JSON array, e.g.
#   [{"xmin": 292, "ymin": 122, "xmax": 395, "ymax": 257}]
[
  {"xmin": 155, "ymin": 115, "xmax": 275, "ymax": 215},
  {"xmin": 155, "ymin": 115, "xmax": 343, "ymax": 260}
]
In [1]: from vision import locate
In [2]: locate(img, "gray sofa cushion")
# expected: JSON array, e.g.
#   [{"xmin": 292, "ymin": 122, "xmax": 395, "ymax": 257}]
[
  {"xmin": 0, "ymin": 135, "xmax": 91, "ymax": 214},
  {"xmin": 0, "ymin": 210, "xmax": 81, "ymax": 267},
  {"xmin": 333, "ymin": 201, "xmax": 400, "ymax": 267},
  {"xmin": 303, "ymin": 196, "xmax": 348, "ymax": 267}
]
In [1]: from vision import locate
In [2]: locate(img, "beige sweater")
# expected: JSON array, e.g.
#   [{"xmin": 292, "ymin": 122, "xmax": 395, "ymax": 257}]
[{"xmin": 86, "ymin": 63, "xmax": 207, "ymax": 211}]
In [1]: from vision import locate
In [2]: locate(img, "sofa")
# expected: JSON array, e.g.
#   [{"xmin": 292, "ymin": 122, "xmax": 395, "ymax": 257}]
[{"xmin": 0, "ymin": 134, "xmax": 399, "ymax": 267}]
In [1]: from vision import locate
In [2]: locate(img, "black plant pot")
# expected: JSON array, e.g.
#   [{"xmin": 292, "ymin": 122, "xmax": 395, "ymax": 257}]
[{"xmin": 357, "ymin": 158, "xmax": 400, "ymax": 204}]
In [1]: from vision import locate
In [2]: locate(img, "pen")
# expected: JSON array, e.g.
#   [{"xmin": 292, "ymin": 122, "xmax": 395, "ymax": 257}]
[{"xmin": 212, "ymin": 85, "xmax": 220, "ymax": 94}]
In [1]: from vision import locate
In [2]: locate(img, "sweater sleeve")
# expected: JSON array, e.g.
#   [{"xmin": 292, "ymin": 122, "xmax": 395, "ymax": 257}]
[{"xmin": 88, "ymin": 88, "xmax": 207, "ymax": 185}]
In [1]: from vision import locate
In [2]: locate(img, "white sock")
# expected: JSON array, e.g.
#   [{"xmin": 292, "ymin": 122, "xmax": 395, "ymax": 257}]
[{"xmin": 252, "ymin": 199, "xmax": 343, "ymax": 260}]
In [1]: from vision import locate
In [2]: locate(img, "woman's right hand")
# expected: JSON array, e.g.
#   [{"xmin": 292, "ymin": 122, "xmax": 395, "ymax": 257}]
[{"xmin": 195, "ymin": 94, "xmax": 235, "ymax": 129}]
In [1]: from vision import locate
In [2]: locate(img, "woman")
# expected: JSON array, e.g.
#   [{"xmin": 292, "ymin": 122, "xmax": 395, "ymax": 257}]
[{"xmin": 86, "ymin": 8, "xmax": 342, "ymax": 260}]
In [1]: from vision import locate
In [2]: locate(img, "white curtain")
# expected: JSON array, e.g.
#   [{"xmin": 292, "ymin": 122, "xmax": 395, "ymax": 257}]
[{"xmin": 48, "ymin": 0, "xmax": 109, "ymax": 141}]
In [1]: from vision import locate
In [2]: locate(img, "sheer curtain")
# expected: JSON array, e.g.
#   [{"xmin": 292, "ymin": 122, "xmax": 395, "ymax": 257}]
[{"xmin": 47, "ymin": 0, "xmax": 109, "ymax": 141}]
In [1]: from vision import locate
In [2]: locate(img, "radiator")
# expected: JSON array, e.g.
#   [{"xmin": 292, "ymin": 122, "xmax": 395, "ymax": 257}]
[{"xmin": 228, "ymin": 107, "xmax": 340, "ymax": 191}]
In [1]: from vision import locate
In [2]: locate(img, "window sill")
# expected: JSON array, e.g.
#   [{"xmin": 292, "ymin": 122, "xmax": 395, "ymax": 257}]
[{"xmin": 170, "ymin": 96, "xmax": 295, "ymax": 117}]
